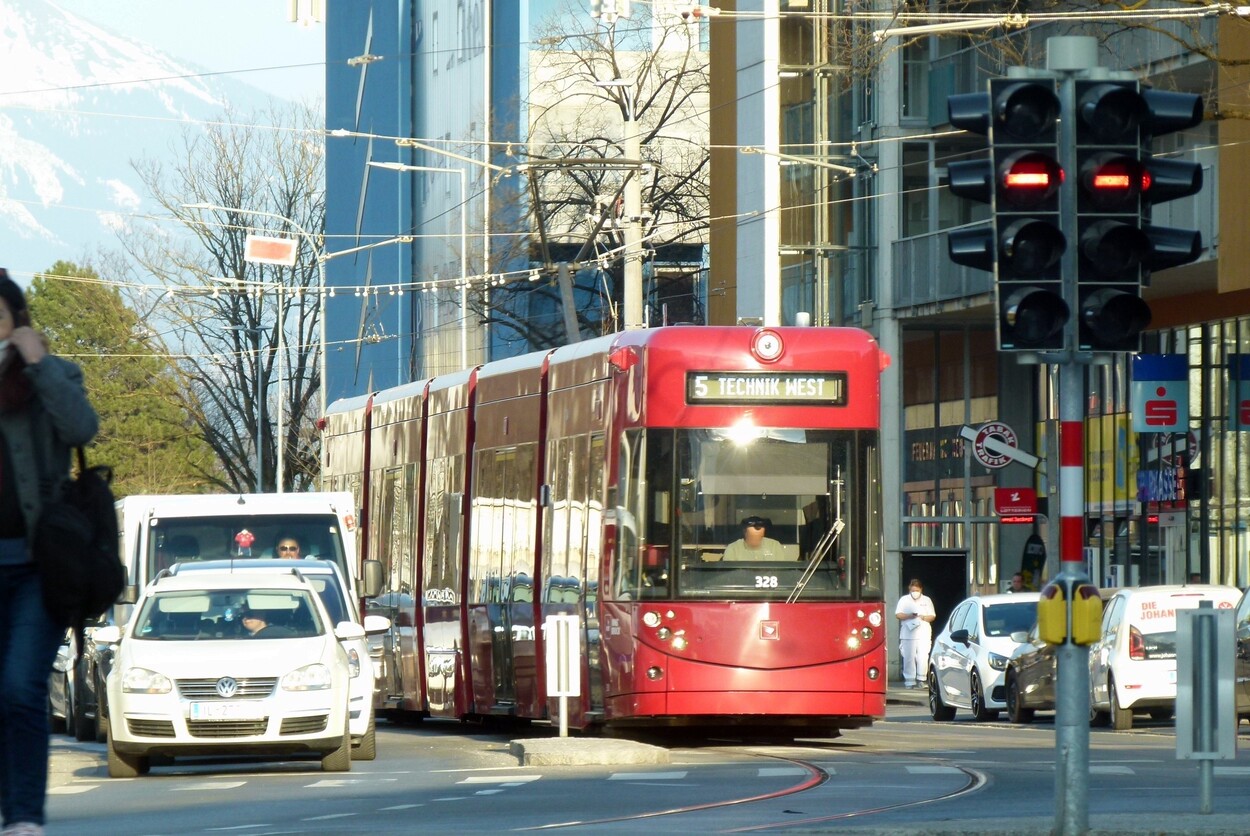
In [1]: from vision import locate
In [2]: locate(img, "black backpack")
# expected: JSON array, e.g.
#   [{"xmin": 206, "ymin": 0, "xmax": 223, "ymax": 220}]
[{"xmin": 32, "ymin": 448, "xmax": 125, "ymax": 645}]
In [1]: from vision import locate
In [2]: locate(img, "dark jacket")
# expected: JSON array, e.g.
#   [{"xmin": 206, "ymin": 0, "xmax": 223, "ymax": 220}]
[{"xmin": 0, "ymin": 355, "xmax": 99, "ymax": 546}]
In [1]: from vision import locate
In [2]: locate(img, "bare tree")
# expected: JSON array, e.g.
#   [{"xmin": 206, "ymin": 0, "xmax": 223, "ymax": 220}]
[
  {"xmin": 118, "ymin": 101, "xmax": 325, "ymax": 493},
  {"xmin": 481, "ymin": 5, "xmax": 710, "ymax": 351}
]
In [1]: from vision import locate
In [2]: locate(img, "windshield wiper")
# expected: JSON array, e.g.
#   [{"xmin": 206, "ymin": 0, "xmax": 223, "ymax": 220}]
[{"xmin": 787, "ymin": 519, "xmax": 845, "ymax": 603}]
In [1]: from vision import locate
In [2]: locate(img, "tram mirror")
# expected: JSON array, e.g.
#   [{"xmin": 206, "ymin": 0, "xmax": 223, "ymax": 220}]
[{"xmin": 653, "ymin": 492, "xmax": 671, "ymax": 524}]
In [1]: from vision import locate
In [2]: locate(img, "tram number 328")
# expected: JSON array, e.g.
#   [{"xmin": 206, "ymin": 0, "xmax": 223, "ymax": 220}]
[{"xmin": 755, "ymin": 575, "xmax": 780, "ymax": 589}]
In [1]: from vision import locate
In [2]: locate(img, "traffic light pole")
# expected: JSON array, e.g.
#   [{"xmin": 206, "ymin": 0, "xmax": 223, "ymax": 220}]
[{"xmin": 1052, "ymin": 39, "xmax": 1094, "ymax": 836}]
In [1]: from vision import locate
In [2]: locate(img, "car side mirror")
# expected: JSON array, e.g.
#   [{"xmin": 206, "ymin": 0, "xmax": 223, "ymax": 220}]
[
  {"xmin": 950, "ymin": 628, "xmax": 970, "ymax": 645},
  {"xmin": 1010, "ymin": 630, "xmax": 1029, "ymax": 643},
  {"xmin": 362, "ymin": 614, "xmax": 392, "ymax": 635},
  {"xmin": 334, "ymin": 621, "xmax": 366, "ymax": 641},
  {"xmin": 93, "ymin": 625, "xmax": 122, "ymax": 645}
]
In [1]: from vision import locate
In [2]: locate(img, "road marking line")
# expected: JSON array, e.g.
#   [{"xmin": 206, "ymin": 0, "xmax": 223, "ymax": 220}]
[
  {"xmin": 459, "ymin": 775, "xmax": 541, "ymax": 784},
  {"xmin": 1215, "ymin": 767, "xmax": 1250, "ymax": 776},
  {"xmin": 474, "ymin": 789, "xmax": 505, "ymax": 795},
  {"xmin": 1089, "ymin": 766, "xmax": 1134, "ymax": 774},
  {"xmin": 378, "ymin": 804, "xmax": 423, "ymax": 811},
  {"xmin": 758, "ymin": 767, "xmax": 812, "ymax": 776},
  {"xmin": 608, "ymin": 771, "xmax": 687, "ymax": 780},
  {"xmin": 48, "ymin": 786, "xmax": 97, "ymax": 794},
  {"xmin": 172, "ymin": 781, "xmax": 247, "ymax": 791},
  {"xmin": 904, "ymin": 766, "xmax": 962, "ymax": 774},
  {"xmin": 304, "ymin": 813, "xmax": 357, "ymax": 821}
]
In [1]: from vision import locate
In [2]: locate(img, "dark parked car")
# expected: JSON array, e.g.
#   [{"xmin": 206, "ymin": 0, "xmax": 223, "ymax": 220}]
[{"xmin": 1004, "ymin": 623, "xmax": 1056, "ymax": 723}]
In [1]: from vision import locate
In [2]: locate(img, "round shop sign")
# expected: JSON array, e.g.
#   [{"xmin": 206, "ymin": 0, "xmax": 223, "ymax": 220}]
[{"xmin": 973, "ymin": 422, "xmax": 1018, "ymax": 469}]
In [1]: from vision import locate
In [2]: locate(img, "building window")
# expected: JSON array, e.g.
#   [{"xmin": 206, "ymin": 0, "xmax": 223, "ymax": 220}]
[{"xmin": 902, "ymin": 39, "xmax": 930, "ymax": 120}]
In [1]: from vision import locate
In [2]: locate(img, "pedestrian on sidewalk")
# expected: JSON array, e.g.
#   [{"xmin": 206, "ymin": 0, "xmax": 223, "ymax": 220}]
[
  {"xmin": 895, "ymin": 578, "xmax": 936, "ymax": 689},
  {"xmin": 0, "ymin": 269, "xmax": 99, "ymax": 836}
]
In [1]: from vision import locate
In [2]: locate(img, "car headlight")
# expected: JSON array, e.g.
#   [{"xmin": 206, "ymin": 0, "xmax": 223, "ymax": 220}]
[
  {"xmin": 121, "ymin": 667, "xmax": 172, "ymax": 694},
  {"xmin": 282, "ymin": 663, "xmax": 332, "ymax": 691},
  {"xmin": 987, "ymin": 652, "xmax": 1010, "ymax": 671},
  {"xmin": 347, "ymin": 648, "xmax": 361, "ymax": 679}
]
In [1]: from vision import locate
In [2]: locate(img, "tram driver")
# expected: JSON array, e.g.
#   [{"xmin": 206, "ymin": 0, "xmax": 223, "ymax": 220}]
[{"xmin": 721, "ymin": 516, "xmax": 787, "ymax": 561}]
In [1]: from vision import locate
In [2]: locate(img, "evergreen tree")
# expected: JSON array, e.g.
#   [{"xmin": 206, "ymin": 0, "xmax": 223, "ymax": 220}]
[{"xmin": 28, "ymin": 261, "xmax": 218, "ymax": 494}]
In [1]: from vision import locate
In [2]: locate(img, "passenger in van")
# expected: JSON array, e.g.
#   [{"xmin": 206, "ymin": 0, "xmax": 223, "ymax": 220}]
[
  {"xmin": 274, "ymin": 534, "xmax": 302, "ymax": 560},
  {"xmin": 722, "ymin": 517, "xmax": 786, "ymax": 561}
]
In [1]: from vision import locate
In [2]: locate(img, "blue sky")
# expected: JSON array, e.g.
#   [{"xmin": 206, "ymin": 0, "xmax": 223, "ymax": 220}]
[{"xmin": 55, "ymin": 0, "xmax": 325, "ymax": 101}]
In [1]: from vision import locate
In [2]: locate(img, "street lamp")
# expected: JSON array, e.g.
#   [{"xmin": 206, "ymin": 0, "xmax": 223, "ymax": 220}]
[
  {"xmin": 184, "ymin": 203, "xmax": 317, "ymax": 493},
  {"xmin": 594, "ymin": 78, "xmax": 644, "ymax": 330},
  {"xmin": 225, "ymin": 324, "xmax": 264, "ymax": 492},
  {"xmin": 367, "ymin": 161, "xmax": 469, "ymax": 367}
]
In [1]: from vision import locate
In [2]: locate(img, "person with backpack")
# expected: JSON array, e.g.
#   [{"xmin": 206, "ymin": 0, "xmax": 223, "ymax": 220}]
[{"xmin": 0, "ymin": 269, "xmax": 98, "ymax": 836}]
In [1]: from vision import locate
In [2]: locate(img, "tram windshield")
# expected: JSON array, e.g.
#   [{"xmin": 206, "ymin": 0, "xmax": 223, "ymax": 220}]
[{"xmin": 613, "ymin": 428, "xmax": 883, "ymax": 602}]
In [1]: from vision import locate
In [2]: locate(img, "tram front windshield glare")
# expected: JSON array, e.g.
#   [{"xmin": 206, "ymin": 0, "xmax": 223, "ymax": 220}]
[{"xmin": 614, "ymin": 428, "xmax": 882, "ymax": 601}]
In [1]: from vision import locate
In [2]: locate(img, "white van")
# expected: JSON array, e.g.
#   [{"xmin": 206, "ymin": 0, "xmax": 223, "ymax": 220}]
[
  {"xmin": 1089, "ymin": 584, "xmax": 1241, "ymax": 730},
  {"xmin": 82, "ymin": 493, "xmax": 382, "ymax": 742}
]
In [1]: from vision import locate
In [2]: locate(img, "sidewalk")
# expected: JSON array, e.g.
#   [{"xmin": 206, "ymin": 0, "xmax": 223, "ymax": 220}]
[{"xmin": 886, "ymin": 679, "xmax": 930, "ymax": 707}]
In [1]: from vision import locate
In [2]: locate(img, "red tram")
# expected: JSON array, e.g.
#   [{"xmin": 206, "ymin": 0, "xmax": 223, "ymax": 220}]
[{"xmin": 322, "ymin": 326, "xmax": 889, "ymax": 733}]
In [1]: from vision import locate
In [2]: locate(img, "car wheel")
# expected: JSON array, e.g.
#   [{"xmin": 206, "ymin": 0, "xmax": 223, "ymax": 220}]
[
  {"xmin": 1110, "ymin": 677, "xmax": 1133, "ymax": 731},
  {"xmin": 1006, "ymin": 673, "xmax": 1034, "ymax": 724},
  {"xmin": 93, "ymin": 673, "xmax": 108, "ymax": 743},
  {"xmin": 321, "ymin": 722, "xmax": 352, "ymax": 772},
  {"xmin": 50, "ymin": 672, "xmax": 70, "ymax": 735},
  {"xmin": 970, "ymin": 672, "xmax": 999, "ymax": 722},
  {"xmin": 72, "ymin": 668, "xmax": 94, "ymax": 742},
  {"xmin": 928, "ymin": 668, "xmax": 956, "ymax": 721},
  {"xmin": 106, "ymin": 736, "xmax": 148, "ymax": 779},
  {"xmin": 352, "ymin": 716, "xmax": 377, "ymax": 761}
]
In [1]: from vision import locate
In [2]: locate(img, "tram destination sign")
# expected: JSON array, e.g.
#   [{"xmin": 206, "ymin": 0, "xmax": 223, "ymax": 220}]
[{"xmin": 687, "ymin": 372, "xmax": 847, "ymax": 405}]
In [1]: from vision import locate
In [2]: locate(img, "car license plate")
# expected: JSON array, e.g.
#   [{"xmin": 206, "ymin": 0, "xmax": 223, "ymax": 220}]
[{"xmin": 190, "ymin": 701, "xmax": 266, "ymax": 721}]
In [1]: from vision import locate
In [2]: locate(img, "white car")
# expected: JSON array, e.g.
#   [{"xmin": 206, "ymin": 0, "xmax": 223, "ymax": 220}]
[
  {"xmin": 928, "ymin": 592, "xmax": 1040, "ymax": 722},
  {"xmin": 1090, "ymin": 584, "xmax": 1241, "ymax": 730},
  {"xmin": 97, "ymin": 570, "xmax": 362, "ymax": 778},
  {"xmin": 167, "ymin": 559, "xmax": 390, "ymax": 760}
]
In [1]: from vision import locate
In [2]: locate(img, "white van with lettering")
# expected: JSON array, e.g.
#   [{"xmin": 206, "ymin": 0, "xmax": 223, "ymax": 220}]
[
  {"xmin": 80, "ymin": 493, "xmax": 381, "ymax": 744},
  {"xmin": 1089, "ymin": 584, "xmax": 1240, "ymax": 730}
]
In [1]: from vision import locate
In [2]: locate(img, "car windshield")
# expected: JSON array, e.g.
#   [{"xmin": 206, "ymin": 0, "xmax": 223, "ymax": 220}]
[
  {"xmin": 983, "ymin": 601, "xmax": 1038, "ymax": 637},
  {"xmin": 134, "ymin": 589, "xmax": 324, "ymax": 641}
]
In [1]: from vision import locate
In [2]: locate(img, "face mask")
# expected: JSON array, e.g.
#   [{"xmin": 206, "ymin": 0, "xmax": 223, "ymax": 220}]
[{"xmin": 910, "ymin": 590, "xmax": 921, "ymax": 599}]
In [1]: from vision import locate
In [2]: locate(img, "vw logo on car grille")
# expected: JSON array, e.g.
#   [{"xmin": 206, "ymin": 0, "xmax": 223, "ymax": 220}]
[{"xmin": 215, "ymin": 677, "xmax": 239, "ymax": 698}]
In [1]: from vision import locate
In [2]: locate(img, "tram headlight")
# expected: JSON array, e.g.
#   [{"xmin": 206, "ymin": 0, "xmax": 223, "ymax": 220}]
[
  {"xmin": 846, "ymin": 636, "xmax": 861, "ymax": 650},
  {"xmin": 867, "ymin": 667, "xmax": 880, "ymax": 680},
  {"xmin": 647, "ymin": 666, "xmax": 664, "ymax": 681},
  {"xmin": 859, "ymin": 627, "xmax": 874, "ymax": 640},
  {"xmin": 642, "ymin": 611, "xmax": 662, "ymax": 628},
  {"xmin": 656, "ymin": 627, "xmax": 672, "ymax": 641},
  {"xmin": 671, "ymin": 634, "xmax": 689, "ymax": 651},
  {"xmin": 867, "ymin": 612, "xmax": 883, "ymax": 627}
]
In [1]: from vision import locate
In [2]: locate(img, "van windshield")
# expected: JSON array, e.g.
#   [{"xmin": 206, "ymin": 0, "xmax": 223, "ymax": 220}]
[{"xmin": 145, "ymin": 515, "xmax": 349, "ymax": 587}]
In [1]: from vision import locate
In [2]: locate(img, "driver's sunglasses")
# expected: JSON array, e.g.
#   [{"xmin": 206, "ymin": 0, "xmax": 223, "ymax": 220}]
[{"xmin": 278, "ymin": 545, "xmax": 299, "ymax": 552}]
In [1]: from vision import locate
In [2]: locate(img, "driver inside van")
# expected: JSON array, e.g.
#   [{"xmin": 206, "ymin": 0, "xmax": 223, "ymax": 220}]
[{"xmin": 721, "ymin": 517, "xmax": 786, "ymax": 561}]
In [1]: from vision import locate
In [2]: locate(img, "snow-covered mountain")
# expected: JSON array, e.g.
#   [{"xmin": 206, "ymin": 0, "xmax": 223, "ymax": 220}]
[{"xmin": 0, "ymin": 0, "xmax": 298, "ymax": 279}]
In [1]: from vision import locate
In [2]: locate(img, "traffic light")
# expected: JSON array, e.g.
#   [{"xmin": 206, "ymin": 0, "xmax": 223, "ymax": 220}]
[
  {"xmin": 948, "ymin": 79, "xmax": 1069, "ymax": 351},
  {"xmin": 1072, "ymin": 81, "xmax": 1204, "ymax": 351}
]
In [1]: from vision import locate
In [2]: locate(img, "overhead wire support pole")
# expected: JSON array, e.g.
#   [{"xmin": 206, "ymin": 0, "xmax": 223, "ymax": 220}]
[{"xmin": 596, "ymin": 78, "xmax": 644, "ymax": 330}]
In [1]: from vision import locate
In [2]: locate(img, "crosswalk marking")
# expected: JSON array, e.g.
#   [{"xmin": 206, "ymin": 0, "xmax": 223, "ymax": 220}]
[
  {"xmin": 172, "ymin": 781, "xmax": 246, "ymax": 791},
  {"xmin": 459, "ymin": 775, "xmax": 541, "ymax": 784}
]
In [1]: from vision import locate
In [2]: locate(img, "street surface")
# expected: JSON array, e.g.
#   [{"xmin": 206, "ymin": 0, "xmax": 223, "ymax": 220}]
[{"xmin": 45, "ymin": 699, "xmax": 1250, "ymax": 834}]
